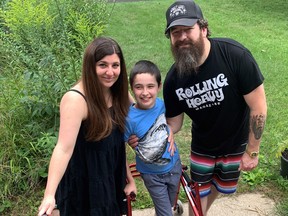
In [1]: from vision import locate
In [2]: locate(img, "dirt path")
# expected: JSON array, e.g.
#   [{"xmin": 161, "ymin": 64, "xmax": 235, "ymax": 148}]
[{"xmin": 132, "ymin": 193, "xmax": 276, "ymax": 216}]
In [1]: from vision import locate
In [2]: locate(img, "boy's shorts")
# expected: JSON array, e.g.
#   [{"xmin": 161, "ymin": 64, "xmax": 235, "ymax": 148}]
[{"xmin": 190, "ymin": 143, "xmax": 246, "ymax": 197}]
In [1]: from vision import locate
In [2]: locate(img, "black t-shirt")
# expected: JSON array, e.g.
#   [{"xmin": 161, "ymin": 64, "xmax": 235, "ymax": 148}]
[{"xmin": 163, "ymin": 38, "xmax": 264, "ymax": 155}]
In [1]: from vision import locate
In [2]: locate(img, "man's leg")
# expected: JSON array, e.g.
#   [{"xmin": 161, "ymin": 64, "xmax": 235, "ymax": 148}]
[
  {"xmin": 188, "ymin": 185, "xmax": 219, "ymax": 216},
  {"xmin": 189, "ymin": 151, "xmax": 216, "ymax": 216},
  {"xmin": 203, "ymin": 185, "xmax": 219, "ymax": 214}
]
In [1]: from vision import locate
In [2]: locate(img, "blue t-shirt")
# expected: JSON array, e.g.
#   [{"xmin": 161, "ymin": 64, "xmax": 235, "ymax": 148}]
[{"xmin": 124, "ymin": 98, "xmax": 180, "ymax": 174}]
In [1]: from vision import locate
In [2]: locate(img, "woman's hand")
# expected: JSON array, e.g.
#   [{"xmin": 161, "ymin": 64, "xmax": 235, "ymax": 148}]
[
  {"xmin": 38, "ymin": 195, "xmax": 56, "ymax": 216},
  {"xmin": 127, "ymin": 135, "xmax": 139, "ymax": 149},
  {"xmin": 124, "ymin": 179, "xmax": 137, "ymax": 197}
]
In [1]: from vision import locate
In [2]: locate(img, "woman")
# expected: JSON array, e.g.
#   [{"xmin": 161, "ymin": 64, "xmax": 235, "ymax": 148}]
[{"xmin": 38, "ymin": 37, "xmax": 136, "ymax": 216}]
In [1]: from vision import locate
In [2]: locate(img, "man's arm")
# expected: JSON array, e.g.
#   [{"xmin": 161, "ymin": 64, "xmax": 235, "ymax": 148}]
[
  {"xmin": 244, "ymin": 84, "xmax": 267, "ymax": 153},
  {"xmin": 239, "ymin": 84, "xmax": 267, "ymax": 171},
  {"xmin": 166, "ymin": 113, "xmax": 184, "ymax": 134}
]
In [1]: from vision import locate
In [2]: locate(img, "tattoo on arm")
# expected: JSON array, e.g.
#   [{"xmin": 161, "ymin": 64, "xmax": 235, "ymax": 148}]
[{"xmin": 250, "ymin": 114, "xmax": 266, "ymax": 140}]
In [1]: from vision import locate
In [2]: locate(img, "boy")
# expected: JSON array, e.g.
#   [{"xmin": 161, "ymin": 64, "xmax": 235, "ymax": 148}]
[{"xmin": 124, "ymin": 60, "xmax": 182, "ymax": 216}]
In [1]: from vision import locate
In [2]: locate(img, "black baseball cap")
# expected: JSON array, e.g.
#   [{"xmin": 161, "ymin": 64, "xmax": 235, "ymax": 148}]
[{"xmin": 165, "ymin": 0, "xmax": 203, "ymax": 37}]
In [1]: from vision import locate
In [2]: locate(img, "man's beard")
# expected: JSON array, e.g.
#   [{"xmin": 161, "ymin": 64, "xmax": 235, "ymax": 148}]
[{"xmin": 171, "ymin": 36, "xmax": 205, "ymax": 77}]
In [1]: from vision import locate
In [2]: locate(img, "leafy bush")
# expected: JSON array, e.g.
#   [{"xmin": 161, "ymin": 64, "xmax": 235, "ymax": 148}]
[{"xmin": 0, "ymin": 0, "xmax": 112, "ymax": 213}]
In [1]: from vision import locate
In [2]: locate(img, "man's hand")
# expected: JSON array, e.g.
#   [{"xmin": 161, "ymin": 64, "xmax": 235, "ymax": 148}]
[
  {"xmin": 238, "ymin": 152, "xmax": 259, "ymax": 171},
  {"xmin": 167, "ymin": 125, "xmax": 175, "ymax": 156}
]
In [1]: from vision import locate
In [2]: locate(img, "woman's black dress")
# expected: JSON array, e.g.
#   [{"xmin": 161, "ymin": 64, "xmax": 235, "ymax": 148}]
[{"xmin": 55, "ymin": 120, "xmax": 127, "ymax": 216}]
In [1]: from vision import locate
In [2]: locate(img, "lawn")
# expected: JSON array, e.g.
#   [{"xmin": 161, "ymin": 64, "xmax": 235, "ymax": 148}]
[
  {"xmin": 3, "ymin": 0, "xmax": 288, "ymax": 215},
  {"xmin": 104, "ymin": 0, "xmax": 288, "ymax": 214}
]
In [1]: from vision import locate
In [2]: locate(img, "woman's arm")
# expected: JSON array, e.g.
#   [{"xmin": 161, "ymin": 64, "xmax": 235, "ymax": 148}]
[
  {"xmin": 38, "ymin": 91, "xmax": 87, "ymax": 216},
  {"xmin": 128, "ymin": 92, "xmax": 135, "ymax": 104},
  {"xmin": 124, "ymin": 160, "xmax": 137, "ymax": 196}
]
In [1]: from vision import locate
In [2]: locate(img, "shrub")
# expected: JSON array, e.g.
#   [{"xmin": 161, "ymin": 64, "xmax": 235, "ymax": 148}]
[{"xmin": 0, "ymin": 0, "xmax": 112, "ymax": 213}]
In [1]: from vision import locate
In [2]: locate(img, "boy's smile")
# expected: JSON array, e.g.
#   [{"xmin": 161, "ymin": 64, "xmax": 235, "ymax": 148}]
[{"xmin": 132, "ymin": 73, "xmax": 161, "ymax": 110}]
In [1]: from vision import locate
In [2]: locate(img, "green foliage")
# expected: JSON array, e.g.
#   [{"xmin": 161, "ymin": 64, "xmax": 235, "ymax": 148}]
[
  {"xmin": 276, "ymin": 139, "xmax": 288, "ymax": 158},
  {"xmin": 1, "ymin": 0, "xmax": 288, "ymax": 215},
  {"xmin": 241, "ymin": 168, "xmax": 271, "ymax": 187},
  {"xmin": 0, "ymin": 0, "xmax": 112, "ymax": 213},
  {"xmin": 276, "ymin": 197, "xmax": 288, "ymax": 216},
  {"xmin": 276, "ymin": 178, "xmax": 288, "ymax": 192}
]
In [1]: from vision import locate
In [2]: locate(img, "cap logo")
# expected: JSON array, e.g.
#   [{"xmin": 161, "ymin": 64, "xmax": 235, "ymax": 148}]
[{"xmin": 169, "ymin": 4, "xmax": 187, "ymax": 19}]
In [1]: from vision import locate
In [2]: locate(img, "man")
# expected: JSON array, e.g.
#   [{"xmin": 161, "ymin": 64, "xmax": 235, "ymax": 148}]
[{"xmin": 163, "ymin": 0, "xmax": 267, "ymax": 215}]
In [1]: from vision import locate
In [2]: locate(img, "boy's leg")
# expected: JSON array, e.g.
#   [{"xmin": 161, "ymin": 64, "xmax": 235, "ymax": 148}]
[
  {"xmin": 166, "ymin": 159, "xmax": 182, "ymax": 206},
  {"xmin": 141, "ymin": 173, "xmax": 173, "ymax": 216}
]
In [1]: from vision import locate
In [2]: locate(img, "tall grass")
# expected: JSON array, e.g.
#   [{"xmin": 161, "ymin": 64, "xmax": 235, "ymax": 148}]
[
  {"xmin": 104, "ymin": 0, "xmax": 288, "ymax": 214},
  {"xmin": 1, "ymin": 0, "xmax": 287, "ymax": 215},
  {"xmin": 0, "ymin": 0, "xmax": 112, "ymax": 214}
]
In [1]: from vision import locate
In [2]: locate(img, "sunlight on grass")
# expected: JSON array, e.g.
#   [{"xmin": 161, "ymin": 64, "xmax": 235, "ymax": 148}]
[
  {"xmin": 106, "ymin": 0, "xmax": 288, "ymax": 214},
  {"xmin": 1, "ymin": 0, "xmax": 288, "ymax": 215}
]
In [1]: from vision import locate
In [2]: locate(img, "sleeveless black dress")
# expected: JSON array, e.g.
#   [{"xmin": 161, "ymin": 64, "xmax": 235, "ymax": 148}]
[{"xmin": 55, "ymin": 113, "xmax": 127, "ymax": 215}]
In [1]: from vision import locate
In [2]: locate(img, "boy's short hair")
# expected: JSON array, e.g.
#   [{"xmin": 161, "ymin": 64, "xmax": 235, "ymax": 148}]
[{"xmin": 129, "ymin": 60, "xmax": 161, "ymax": 87}]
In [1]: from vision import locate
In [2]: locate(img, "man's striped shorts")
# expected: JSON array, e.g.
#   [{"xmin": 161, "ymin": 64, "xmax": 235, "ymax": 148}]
[{"xmin": 190, "ymin": 143, "xmax": 246, "ymax": 197}]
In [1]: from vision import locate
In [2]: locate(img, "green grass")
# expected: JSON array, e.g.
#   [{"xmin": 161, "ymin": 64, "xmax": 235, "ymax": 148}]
[
  {"xmin": 104, "ymin": 0, "xmax": 288, "ymax": 214},
  {"xmin": 4, "ymin": 0, "xmax": 288, "ymax": 215}
]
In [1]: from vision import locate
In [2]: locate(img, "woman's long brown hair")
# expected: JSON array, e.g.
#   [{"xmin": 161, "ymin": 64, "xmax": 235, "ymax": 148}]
[{"xmin": 82, "ymin": 37, "xmax": 129, "ymax": 141}]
